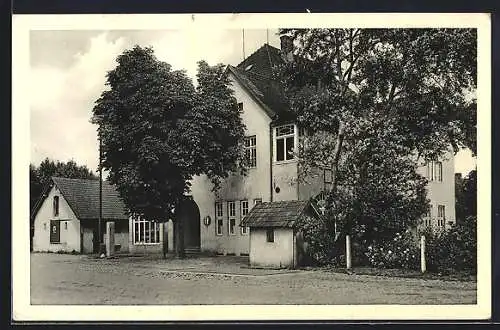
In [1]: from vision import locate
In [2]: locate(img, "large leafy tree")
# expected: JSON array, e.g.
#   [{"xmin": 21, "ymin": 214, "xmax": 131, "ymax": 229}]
[
  {"xmin": 456, "ymin": 169, "xmax": 477, "ymax": 225},
  {"xmin": 276, "ymin": 28, "xmax": 476, "ymax": 254},
  {"xmin": 91, "ymin": 46, "xmax": 245, "ymax": 258}
]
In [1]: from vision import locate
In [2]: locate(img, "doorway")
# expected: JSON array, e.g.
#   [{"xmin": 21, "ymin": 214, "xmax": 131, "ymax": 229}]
[{"xmin": 178, "ymin": 198, "xmax": 201, "ymax": 249}]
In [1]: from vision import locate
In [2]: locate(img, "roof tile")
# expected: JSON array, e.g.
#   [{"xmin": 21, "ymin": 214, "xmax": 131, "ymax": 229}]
[
  {"xmin": 240, "ymin": 200, "xmax": 310, "ymax": 228},
  {"xmin": 52, "ymin": 177, "xmax": 128, "ymax": 220}
]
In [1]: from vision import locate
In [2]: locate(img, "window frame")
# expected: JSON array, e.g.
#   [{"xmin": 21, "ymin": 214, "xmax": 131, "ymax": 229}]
[
  {"xmin": 244, "ymin": 135, "xmax": 257, "ymax": 168},
  {"xmin": 228, "ymin": 201, "xmax": 236, "ymax": 235},
  {"xmin": 435, "ymin": 161, "xmax": 443, "ymax": 182},
  {"xmin": 274, "ymin": 124, "xmax": 296, "ymax": 163},
  {"xmin": 437, "ymin": 205, "xmax": 446, "ymax": 228},
  {"xmin": 215, "ymin": 202, "xmax": 224, "ymax": 236},
  {"xmin": 53, "ymin": 195, "xmax": 59, "ymax": 217},
  {"xmin": 240, "ymin": 200, "xmax": 249, "ymax": 235},
  {"xmin": 266, "ymin": 228, "xmax": 275, "ymax": 243},
  {"xmin": 133, "ymin": 218, "xmax": 161, "ymax": 245}
]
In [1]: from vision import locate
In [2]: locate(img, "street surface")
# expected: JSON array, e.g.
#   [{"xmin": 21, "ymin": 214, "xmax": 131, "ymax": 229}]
[{"xmin": 30, "ymin": 253, "xmax": 476, "ymax": 305}]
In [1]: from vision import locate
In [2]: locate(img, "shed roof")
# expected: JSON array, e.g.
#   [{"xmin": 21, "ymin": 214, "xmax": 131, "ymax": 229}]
[
  {"xmin": 31, "ymin": 177, "xmax": 128, "ymax": 221},
  {"xmin": 240, "ymin": 200, "xmax": 311, "ymax": 228}
]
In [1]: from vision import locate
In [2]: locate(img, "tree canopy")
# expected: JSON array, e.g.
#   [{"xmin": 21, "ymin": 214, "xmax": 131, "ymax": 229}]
[
  {"xmin": 277, "ymin": 28, "xmax": 476, "ymax": 249},
  {"xmin": 91, "ymin": 46, "xmax": 246, "ymax": 256}
]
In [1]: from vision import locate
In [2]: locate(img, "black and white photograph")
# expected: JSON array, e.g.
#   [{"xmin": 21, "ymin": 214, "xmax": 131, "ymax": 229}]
[{"xmin": 12, "ymin": 13, "xmax": 491, "ymax": 321}]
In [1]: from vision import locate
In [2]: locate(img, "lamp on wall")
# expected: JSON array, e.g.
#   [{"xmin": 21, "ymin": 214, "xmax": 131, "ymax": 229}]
[{"xmin": 203, "ymin": 216, "xmax": 211, "ymax": 226}]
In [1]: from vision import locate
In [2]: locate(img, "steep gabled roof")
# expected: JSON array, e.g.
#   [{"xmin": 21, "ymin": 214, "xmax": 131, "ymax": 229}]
[
  {"xmin": 31, "ymin": 177, "xmax": 128, "ymax": 221},
  {"xmin": 240, "ymin": 200, "xmax": 311, "ymax": 228},
  {"xmin": 228, "ymin": 44, "xmax": 294, "ymax": 122}
]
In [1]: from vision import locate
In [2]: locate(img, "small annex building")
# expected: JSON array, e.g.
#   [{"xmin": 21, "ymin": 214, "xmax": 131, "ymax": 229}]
[
  {"xmin": 240, "ymin": 200, "xmax": 319, "ymax": 269},
  {"xmin": 31, "ymin": 177, "xmax": 130, "ymax": 254}
]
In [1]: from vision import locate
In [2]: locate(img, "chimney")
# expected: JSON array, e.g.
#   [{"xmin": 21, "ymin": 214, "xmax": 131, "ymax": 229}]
[{"xmin": 280, "ymin": 34, "xmax": 294, "ymax": 63}]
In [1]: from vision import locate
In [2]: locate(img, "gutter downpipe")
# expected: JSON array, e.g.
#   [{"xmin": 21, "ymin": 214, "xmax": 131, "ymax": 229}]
[{"xmin": 269, "ymin": 121, "xmax": 274, "ymax": 202}]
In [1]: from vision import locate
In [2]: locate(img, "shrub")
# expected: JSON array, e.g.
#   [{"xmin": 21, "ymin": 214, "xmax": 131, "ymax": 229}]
[
  {"xmin": 363, "ymin": 230, "xmax": 420, "ymax": 270},
  {"xmin": 425, "ymin": 216, "xmax": 477, "ymax": 274}
]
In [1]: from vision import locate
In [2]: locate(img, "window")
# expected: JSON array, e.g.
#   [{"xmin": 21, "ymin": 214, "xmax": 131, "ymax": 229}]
[
  {"xmin": 228, "ymin": 201, "xmax": 236, "ymax": 235},
  {"xmin": 53, "ymin": 196, "xmax": 59, "ymax": 217},
  {"xmin": 241, "ymin": 200, "xmax": 249, "ymax": 235},
  {"xmin": 435, "ymin": 161, "xmax": 443, "ymax": 182},
  {"xmin": 253, "ymin": 198, "xmax": 262, "ymax": 206},
  {"xmin": 266, "ymin": 228, "xmax": 274, "ymax": 242},
  {"xmin": 238, "ymin": 102, "xmax": 243, "ymax": 111},
  {"xmin": 424, "ymin": 205, "xmax": 433, "ymax": 227},
  {"xmin": 275, "ymin": 124, "xmax": 295, "ymax": 162},
  {"xmin": 133, "ymin": 218, "xmax": 160, "ymax": 244},
  {"xmin": 244, "ymin": 136, "xmax": 257, "ymax": 168},
  {"xmin": 298, "ymin": 126, "xmax": 309, "ymax": 137},
  {"xmin": 437, "ymin": 205, "xmax": 446, "ymax": 228},
  {"xmin": 50, "ymin": 220, "xmax": 60, "ymax": 243},
  {"xmin": 215, "ymin": 202, "xmax": 223, "ymax": 236},
  {"xmin": 64, "ymin": 221, "xmax": 68, "ymax": 230},
  {"xmin": 43, "ymin": 223, "xmax": 47, "ymax": 230},
  {"xmin": 324, "ymin": 169, "xmax": 333, "ymax": 184},
  {"xmin": 426, "ymin": 161, "xmax": 443, "ymax": 182}
]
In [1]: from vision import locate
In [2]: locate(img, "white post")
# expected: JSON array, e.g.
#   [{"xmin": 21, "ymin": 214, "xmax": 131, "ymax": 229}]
[
  {"xmin": 106, "ymin": 221, "xmax": 115, "ymax": 257},
  {"xmin": 346, "ymin": 235, "xmax": 352, "ymax": 270},
  {"xmin": 420, "ymin": 235, "xmax": 426, "ymax": 273},
  {"xmin": 167, "ymin": 220, "xmax": 175, "ymax": 253}
]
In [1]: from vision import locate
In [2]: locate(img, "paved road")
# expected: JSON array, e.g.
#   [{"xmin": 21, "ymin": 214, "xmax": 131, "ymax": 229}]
[{"xmin": 30, "ymin": 253, "xmax": 476, "ymax": 305}]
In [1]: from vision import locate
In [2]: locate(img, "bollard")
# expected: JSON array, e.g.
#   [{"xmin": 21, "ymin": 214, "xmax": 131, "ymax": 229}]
[
  {"xmin": 346, "ymin": 235, "xmax": 352, "ymax": 270},
  {"xmin": 106, "ymin": 221, "xmax": 115, "ymax": 257},
  {"xmin": 420, "ymin": 235, "xmax": 426, "ymax": 273}
]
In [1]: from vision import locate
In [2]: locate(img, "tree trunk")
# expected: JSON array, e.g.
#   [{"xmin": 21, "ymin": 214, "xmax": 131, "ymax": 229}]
[
  {"xmin": 174, "ymin": 216, "xmax": 185, "ymax": 259},
  {"xmin": 329, "ymin": 120, "xmax": 345, "ymax": 195},
  {"xmin": 162, "ymin": 221, "xmax": 167, "ymax": 259}
]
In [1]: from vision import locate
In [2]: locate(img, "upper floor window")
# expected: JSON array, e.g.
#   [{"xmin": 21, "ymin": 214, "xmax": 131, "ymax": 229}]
[
  {"xmin": 426, "ymin": 161, "xmax": 443, "ymax": 182},
  {"xmin": 245, "ymin": 136, "xmax": 257, "ymax": 168},
  {"xmin": 53, "ymin": 196, "xmax": 59, "ymax": 217},
  {"xmin": 253, "ymin": 198, "xmax": 262, "ymax": 206},
  {"xmin": 424, "ymin": 205, "xmax": 433, "ymax": 227},
  {"xmin": 275, "ymin": 124, "xmax": 295, "ymax": 162},
  {"xmin": 237, "ymin": 102, "xmax": 243, "ymax": 112},
  {"xmin": 435, "ymin": 162, "xmax": 443, "ymax": 182}
]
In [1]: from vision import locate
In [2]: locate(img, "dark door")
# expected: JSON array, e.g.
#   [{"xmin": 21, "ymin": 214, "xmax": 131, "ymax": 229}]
[
  {"xmin": 50, "ymin": 220, "xmax": 60, "ymax": 243},
  {"xmin": 179, "ymin": 198, "xmax": 201, "ymax": 249}
]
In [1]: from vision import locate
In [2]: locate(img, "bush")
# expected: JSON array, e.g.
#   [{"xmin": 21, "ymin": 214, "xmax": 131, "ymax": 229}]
[
  {"xmin": 364, "ymin": 230, "xmax": 420, "ymax": 270},
  {"xmin": 425, "ymin": 216, "xmax": 477, "ymax": 274}
]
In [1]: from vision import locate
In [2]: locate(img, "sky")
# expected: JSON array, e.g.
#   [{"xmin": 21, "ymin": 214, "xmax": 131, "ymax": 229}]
[{"xmin": 29, "ymin": 29, "xmax": 476, "ymax": 176}]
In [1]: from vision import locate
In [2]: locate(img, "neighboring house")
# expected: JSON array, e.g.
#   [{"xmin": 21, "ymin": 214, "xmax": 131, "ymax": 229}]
[
  {"xmin": 188, "ymin": 38, "xmax": 456, "ymax": 256},
  {"xmin": 31, "ymin": 177, "xmax": 130, "ymax": 254},
  {"xmin": 240, "ymin": 200, "xmax": 319, "ymax": 268}
]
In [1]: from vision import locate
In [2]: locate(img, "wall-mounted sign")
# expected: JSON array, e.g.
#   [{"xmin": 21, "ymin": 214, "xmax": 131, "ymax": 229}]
[{"xmin": 203, "ymin": 215, "xmax": 211, "ymax": 226}]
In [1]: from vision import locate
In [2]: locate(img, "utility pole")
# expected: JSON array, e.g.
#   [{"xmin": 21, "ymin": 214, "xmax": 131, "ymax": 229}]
[{"xmin": 98, "ymin": 130, "xmax": 103, "ymax": 255}]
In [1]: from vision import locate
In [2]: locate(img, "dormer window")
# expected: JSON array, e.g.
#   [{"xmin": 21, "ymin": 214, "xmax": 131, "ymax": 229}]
[
  {"xmin": 275, "ymin": 124, "xmax": 296, "ymax": 162},
  {"xmin": 53, "ymin": 196, "xmax": 59, "ymax": 217}
]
